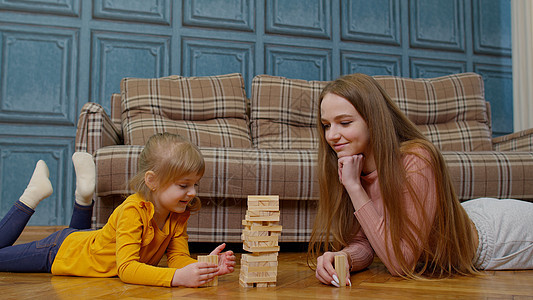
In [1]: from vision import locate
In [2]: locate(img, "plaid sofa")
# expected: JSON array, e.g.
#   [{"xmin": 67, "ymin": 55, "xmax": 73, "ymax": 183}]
[{"xmin": 75, "ymin": 72, "xmax": 533, "ymax": 243}]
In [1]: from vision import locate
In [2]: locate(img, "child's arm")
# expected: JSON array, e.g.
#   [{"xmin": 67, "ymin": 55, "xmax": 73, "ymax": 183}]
[{"xmin": 166, "ymin": 226, "xmax": 234, "ymax": 286}]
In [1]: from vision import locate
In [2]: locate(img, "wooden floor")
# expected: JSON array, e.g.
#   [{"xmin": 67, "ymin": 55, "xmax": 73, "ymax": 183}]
[{"xmin": 2, "ymin": 228, "xmax": 533, "ymax": 299}]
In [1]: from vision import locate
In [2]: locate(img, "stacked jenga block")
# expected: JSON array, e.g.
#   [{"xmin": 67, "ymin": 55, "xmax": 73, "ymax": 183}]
[
  {"xmin": 239, "ymin": 195, "xmax": 282, "ymax": 287},
  {"xmin": 197, "ymin": 255, "xmax": 218, "ymax": 287}
]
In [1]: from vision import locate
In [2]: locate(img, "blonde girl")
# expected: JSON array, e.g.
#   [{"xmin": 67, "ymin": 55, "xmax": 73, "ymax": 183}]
[
  {"xmin": 308, "ymin": 73, "xmax": 533, "ymax": 286},
  {"xmin": 0, "ymin": 132, "xmax": 235, "ymax": 287}
]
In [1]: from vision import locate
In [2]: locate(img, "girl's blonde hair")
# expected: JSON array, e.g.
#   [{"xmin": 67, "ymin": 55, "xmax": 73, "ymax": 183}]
[
  {"xmin": 308, "ymin": 73, "xmax": 478, "ymax": 278},
  {"xmin": 129, "ymin": 132, "xmax": 205, "ymax": 212}
]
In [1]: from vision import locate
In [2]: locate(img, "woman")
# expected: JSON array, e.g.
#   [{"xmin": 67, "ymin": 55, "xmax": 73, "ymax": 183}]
[{"xmin": 308, "ymin": 73, "xmax": 533, "ymax": 286}]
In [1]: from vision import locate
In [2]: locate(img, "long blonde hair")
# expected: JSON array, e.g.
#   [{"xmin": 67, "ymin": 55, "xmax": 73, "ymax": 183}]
[
  {"xmin": 129, "ymin": 132, "xmax": 204, "ymax": 212},
  {"xmin": 308, "ymin": 74, "xmax": 477, "ymax": 278}
]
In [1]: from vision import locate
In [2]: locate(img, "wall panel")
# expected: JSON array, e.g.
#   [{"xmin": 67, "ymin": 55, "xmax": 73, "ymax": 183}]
[
  {"xmin": 0, "ymin": 137, "xmax": 73, "ymax": 225},
  {"xmin": 0, "ymin": 24, "xmax": 77, "ymax": 125},
  {"xmin": 410, "ymin": 58, "xmax": 466, "ymax": 78},
  {"xmin": 342, "ymin": 51, "xmax": 400, "ymax": 76},
  {"xmin": 473, "ymin": 0, "xmax": 512, "ymax": 55},
  {"xmin": 91, "ymin": 31, "xmax": 170, "ymax": 113},
  {"xmin": 0, "ymin": 0, "xmax": 80, "ymax": 16},
  {"xmin": 183, "ymin": 0, "xmax": 254, "ymax": 31},
  {"xmin": 410, "ymin": 0, "xmax": 465, "ymax": 51},
  {"xmin": 265, "ymin": 45, "xmax": 331, "ymax": 80},
  {"xmin": 266, "ymin": 0, "xmax": 331, "ymax": 38},
  {"xmin": 341, "ymin": 0, "xmax": 400, "ymax": 46},
  {"xmin": 93, "ymin": 0, "xmax": 171, "ymax": 24},
  {"xmin": 182, "ymin": 37, "xmax": 254, "ymax": 87},
  {"xmin": 474, "ymin": 64, "xmax": 513, "ymax": 135}
]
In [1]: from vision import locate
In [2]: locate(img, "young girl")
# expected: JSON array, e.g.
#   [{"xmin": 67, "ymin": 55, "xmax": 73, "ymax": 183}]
[
  {"xmin": 308, "ymin": 73, "xmax": 533, "ymax": 286},
  {"xmin": 0, "ymin": 132, "xmax": 236, "ymax": 287}
]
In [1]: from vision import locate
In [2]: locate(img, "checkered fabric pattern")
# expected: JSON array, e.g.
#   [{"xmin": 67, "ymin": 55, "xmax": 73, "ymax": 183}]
[
  {"xmin": 374, "ymin": 73, "xmax": 492, "ymax": 151},
  {"xmin": 76, "ymin": 72, "xmax": 533, "ymax": 242},
  {"xmin": 250, "ymin": 75, "xmax": 327, "ymax": 149},
  {"xmin": 121, "ymin": 73, "xmax": 251, "ymax": 148}
]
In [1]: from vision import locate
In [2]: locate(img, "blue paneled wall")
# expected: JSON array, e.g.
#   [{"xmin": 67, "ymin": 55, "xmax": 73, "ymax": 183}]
[{"xmin": 0, "ymin": 0, "xmax": 511, "ymax": 225}]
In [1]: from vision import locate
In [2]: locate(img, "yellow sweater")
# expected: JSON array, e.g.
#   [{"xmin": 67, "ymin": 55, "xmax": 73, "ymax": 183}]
[{"xmin": 51, "ymin": 193, "xmax": 197, "ymax": 287}]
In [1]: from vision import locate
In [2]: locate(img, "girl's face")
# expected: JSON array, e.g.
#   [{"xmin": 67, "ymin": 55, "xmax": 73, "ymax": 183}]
[
  {"xmin": 152, "ymin": 173, "xmax": 201, "ymax": 215},
  {"xmin": 320, "ymin": 93, "xmax": 372, "ymax": 159}
]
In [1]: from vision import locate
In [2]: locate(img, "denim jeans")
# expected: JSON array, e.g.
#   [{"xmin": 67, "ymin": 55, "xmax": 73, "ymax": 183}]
[{"xmin": 0, "ymin": 200, "xmax": 93, "ymax": 272}]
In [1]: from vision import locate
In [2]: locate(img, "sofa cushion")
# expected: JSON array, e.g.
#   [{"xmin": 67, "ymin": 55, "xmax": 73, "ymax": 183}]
[
  {"xmin": 250, "ymin": 75, "xmax": 328, "ymax": 149},
  {"xmin": 121, "ymin": 73, "xmax": 251, "ymax": 148},
  {"xmin": 374, "ymin": 73, "xmax": 492, "ymax": 151}
]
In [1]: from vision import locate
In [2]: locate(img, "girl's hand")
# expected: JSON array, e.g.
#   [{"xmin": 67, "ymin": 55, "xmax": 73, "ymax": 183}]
[
  {"xmin": 209, "ymin": 243, "xmax": 236, "ymax": 275},
  {"xmin": 316, "ymin": 251, "xmax": 351, "ymax": 287},
  {"xmin": 338, "ymin": 154, "xmax": 365, "ymax": 187},
  {"xmin": 171, "ymin": 262, "xmax": 218, "ymax": 287}
]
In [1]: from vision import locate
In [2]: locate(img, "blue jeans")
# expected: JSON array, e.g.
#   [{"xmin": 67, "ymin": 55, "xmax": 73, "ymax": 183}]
[{"xmin": 0, "ymin": 200, "xmax": 93, "ymax": 272}]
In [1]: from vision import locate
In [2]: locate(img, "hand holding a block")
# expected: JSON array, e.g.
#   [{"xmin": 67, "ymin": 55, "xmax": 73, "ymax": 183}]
[
  {"xmin": 171, "ymin": 260, "xmax": 219, "ymax": 287},
  {"xmin": 315, "ymin": 252, "xmax": 351, "ymax": 287}
]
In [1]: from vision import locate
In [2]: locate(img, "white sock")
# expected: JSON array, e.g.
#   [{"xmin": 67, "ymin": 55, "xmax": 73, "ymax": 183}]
[
  {"xmin": 19, "ymin": 160, "xmax": 53, "ymax": 209},
  {"xmin": 72, "ymin": 152, "xmax": 95, "ymax": 206}
]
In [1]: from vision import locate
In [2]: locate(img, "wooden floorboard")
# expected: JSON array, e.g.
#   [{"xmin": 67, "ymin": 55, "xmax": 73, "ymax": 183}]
[{"xmin": 3, "ymin": 227, "xmax": 533, "ymax": 299}]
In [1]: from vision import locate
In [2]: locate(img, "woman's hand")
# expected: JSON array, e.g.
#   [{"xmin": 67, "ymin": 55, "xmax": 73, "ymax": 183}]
[
  {"xmin": 316, "ymin": 251, "xmax": 351, "ymax": 287},
  {"xmin": 171, "ymin": 262, "xmax": 218, "ymax": 287},
  {"xmin": 209, "ymin": 243, "xmax": 236, "ymax": 276},
  {"xmin": 338, "ymin": 154, "xmax": 371, "ymax": 210},
  {"xmin": 338, "ymin": 154, "xmax": 365, "ymax": 187}
]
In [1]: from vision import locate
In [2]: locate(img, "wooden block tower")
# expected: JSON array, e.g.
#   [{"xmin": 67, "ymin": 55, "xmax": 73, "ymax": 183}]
[{"xmin": 239, "ymin": 195, "xmax": 282, "ymax": 287}]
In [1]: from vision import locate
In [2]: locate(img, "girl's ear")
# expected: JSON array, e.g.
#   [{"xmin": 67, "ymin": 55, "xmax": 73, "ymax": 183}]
[{"xmin": 144, "ymin": 171, "xmax": 158, "ymax": 191}]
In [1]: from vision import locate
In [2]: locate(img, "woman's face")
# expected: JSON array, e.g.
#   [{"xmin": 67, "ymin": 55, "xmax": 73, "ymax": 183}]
[{"xmin": 320, "ymin": 93, "xmax": 372, "ymax": 159}]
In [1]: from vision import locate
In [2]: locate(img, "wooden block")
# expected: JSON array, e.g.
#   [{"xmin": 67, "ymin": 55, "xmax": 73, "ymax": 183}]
[
  {"xmin": 245, "ymin": 235, "xmax": 279, "ymax": 242},
  {"xmin": 242, "ymin": 220, "xmax": 282, "ymax": 232},
  {"xmin": 247, "ymin": 210, "xmax": 279, "ymax": 217},
  {"xmin": 241, "ymin": 253, "xmax": 278, "ymax": 262},
  {"xmin": 239, "ymin": 274, "xmax": 277, "ymax": 283},
  {"xmin": 247, "ymin": 195, "xmax": 279, "ymax": 202},
  {"xmin": 245, "ymin": 211, "xmax": 280, "ymax": 222},
  {"xmin": 334, "ymin": 255, "xmax": 347, "ymax": 287},
  {"xmin": 243, "ymin": 244, "xmax": 280, "ymax": 253},
  {"xmin": 247, "ymin": 206, "xmax": 279, "ymax": 212},
  {"xmin": 239, "ymin": 277, "xmax": 254, "ymax": 288},
  {"xmin": 198, "ymin": 255, "xmax": 218, "ymax": 287}
]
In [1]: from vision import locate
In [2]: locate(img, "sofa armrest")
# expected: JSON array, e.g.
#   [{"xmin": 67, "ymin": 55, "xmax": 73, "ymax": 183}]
[
  {"xmin": 492, "ymin": 128, "xmax": 533, "ymax": 152},
  {"xmin": 75, "ymin": 102, "xmax": 123, "ymax": 154}
]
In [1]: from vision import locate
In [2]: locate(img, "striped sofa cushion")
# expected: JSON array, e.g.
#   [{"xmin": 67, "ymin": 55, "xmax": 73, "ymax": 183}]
[
  {"xmin": 121, "ymin": 73, "xmax": 251, "ymax": 148},
  {"xmin": 374, "ymin": 73, "xmax": 492, "ymax": 151},
  {"xmin": 250, "ymin": 73, "xmax": 492, "ymax": 152},
  {"xmin": 250, "ymin": 75, "xmax": 328, "ymax": 149}
]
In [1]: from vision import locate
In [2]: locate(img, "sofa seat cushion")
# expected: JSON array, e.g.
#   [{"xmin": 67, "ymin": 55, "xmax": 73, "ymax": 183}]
[
  {"xmin": 374, "ymin": 73, "xmax": 492, "ymax": 151},
  {"xmin": 121, "ymin": 73, "xmax": 251, "ymax": 148},
  {"xmin": 250, "ymin": 75, "xmax": 327, "ymax": 149}
]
